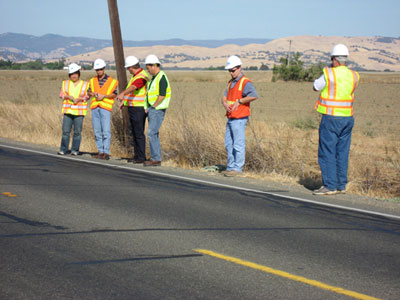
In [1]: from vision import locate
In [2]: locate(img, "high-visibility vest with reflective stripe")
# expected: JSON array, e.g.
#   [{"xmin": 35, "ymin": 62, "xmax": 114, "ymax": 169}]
[
  {"xmin": 315, "ymin": 66, "xmax": 359, "ymax": 117},
  {"xmin": 145, "ymin": 71, "xmax": 171, "ymax": 110},
  {"xmin": 226, "ymin": 75, "xmax": 251, "ymax": 119},
  {"xmin": 123, "ymin": 69, "xmax": 149, "ymax": 107},
  {"xmin": 62, "ymin": 80, "xmax": 89, "ymax": 116},
  {"xmin": 89, "ymin": 76, "xmax": 118, "ymax": 111}
]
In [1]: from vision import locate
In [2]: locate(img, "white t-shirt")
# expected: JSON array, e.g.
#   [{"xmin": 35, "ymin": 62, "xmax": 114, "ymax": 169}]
[{"xmin": 313, "ymin": 75, "xmax": 326, "ymax": 91}]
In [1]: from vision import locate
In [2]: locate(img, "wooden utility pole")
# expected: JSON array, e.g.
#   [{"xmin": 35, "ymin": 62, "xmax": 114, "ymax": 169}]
[
  {"xmin": 107, "ymin": 0, "xmax": 129, "ymax": 146},
  {"xmin": 107, "ymin": 0, "xmax": 127, "ymax": 90},
  {"xmin": 287, "ymin": 39, "xmax": 292, "ymax": 65}
]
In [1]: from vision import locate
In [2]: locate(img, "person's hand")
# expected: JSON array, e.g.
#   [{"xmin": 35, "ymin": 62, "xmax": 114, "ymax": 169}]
[
  {"xmin": 116, "ymin": 93, "xmax": 124, "ymax": 101},
  {"xmin": 231, "ymin": 100, "xmax": 240, "ymax": 112},
  {"xmin": 96, "ymin": 94, "xmax": 105, "ymax": 101},
  {"xmin": 119, "ymin": 101, "xmax": 124, "ymax": 110},
  {"xmin": 223, "ymin": 102, "xmax": 232, "ymax": 113}
]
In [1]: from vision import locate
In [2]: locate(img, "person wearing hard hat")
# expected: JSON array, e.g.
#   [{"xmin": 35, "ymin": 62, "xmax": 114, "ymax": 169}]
[
  {"xmin": 143, "ymin": 54, "xmax": 171, "ymax": 167},
  {"xmin": 221, "ymin": 55, "xmax": 258, "ymax": 177},
  {"xmin": 116, "ymin": 56, "xmax": 150, "ymax": 163},
  {"xmin": 87, "ymin": 59, "xmax": 118, "ymax": 160},
  {"xmin": 58, "ymin": 63, "xmax": 89, "ymax": 155},
  {"xmin": 312, "ymin": 44, "xmax": 360, "ymax": 195}
]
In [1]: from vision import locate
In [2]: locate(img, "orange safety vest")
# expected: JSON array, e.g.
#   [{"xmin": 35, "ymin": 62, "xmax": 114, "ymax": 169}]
[
  {"xmin": 123, "ymin": 69, "xmax": 149, "ymax": 107},
  {"xmin": 226, "ymin": 75, "xmax": 251, "ymax": 119},
  {"xmin": 89, "ymin": 76, "xmax": 118, "ymax": 111},
  {"xmin": 314, "ymin": 66, "xmax": 359, "ymax": 117},
  {"xmin": 62, "ymin": 80, "xmax": 89, "ymax": 116}
]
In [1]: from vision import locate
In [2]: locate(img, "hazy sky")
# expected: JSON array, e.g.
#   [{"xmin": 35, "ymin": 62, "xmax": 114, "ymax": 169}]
[{"xmin": 1, "ymin": 0, "xmax": 399, "ymax": 40}]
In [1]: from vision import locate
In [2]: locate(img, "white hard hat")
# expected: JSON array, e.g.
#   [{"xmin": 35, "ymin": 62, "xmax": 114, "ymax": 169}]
[
  {"xmin": 225, "ymin": 55, "xmax": 242, "ymax": 70},
  {"xmin": 68, "ymin": 63, "xmax": 81, "ymax": 74},
  {"xmin": 331, "ymin": 44, "xmax": 349, "ymax": 57},
  {"xmin": 93, "ymin": 58, "xmax": 106, "ymax": 70},
  {"xmin": 145, "ymin": 54, "xmax": 161, "ymax": 65},
  {"xmin": 124, "ymin": 56, "xmax": 139, "ymax": 68}
]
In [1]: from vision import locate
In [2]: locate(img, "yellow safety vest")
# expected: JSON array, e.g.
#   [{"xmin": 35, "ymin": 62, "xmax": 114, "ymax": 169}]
[
  {"xmin": 62, "ymin": 80, "xmax": 89, "ymax": 116},
  {"xmin": 123, "ymin": 69, "xmax": 149, "ymax": 107},
  {"xmin": 315, "ymin": 66, "xmax": 359, "ymax": 117},
  {"xmin": 145, "ymin": 70, "xmax": 171, "ymax": 110},
  {"xmin": 89, "ymin": 76, "xmax": 118, "ymax": 111}
]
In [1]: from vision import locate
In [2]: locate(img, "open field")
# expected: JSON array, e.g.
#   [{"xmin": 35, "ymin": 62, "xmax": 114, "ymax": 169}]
[{"xmin": 0, "ymin": 70, "xmax": 399, "ymax": 199}]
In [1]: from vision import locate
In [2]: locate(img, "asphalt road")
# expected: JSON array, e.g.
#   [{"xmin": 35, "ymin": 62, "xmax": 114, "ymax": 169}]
[{"xmin": 1, "ymin": 144, "xmax": 399, "ymax": 300}]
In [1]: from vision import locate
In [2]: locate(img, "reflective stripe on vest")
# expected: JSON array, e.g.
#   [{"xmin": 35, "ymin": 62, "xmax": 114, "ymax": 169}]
[
  {"xmin": 62, "ymin": 80, "xmax": 89, "ymax": 116},
  {"xmin": 146, "ymin": 70, "xmax": 171, "ymax": 110},
  {"xmin": 226, "ymin": 75, "xmax": 251, "ymax": 119},
  {"xmin": 123, "ymin": 69, "xmax": 149, "ymax": 107},
  {"xmin": 314, "ymin": 66, "xmax": 359, "ymax": 117},
  {"xmin": 89, "ymin": 76, "xmax": 118, "ymax": 111}
]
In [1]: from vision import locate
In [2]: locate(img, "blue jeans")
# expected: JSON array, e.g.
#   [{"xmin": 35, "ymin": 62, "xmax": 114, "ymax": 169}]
[
  {"xmin": 225, "ymin": 117, "xmax": 248, "ymax": 172},
  {"xmin": 318, "ymin": 114, "xmax": 354, "ymax": 191},
  {"xmin": 147, "ymin": 107, "xmax": 166, "ymax": 161},
  {"xmin": 60, "ymin": 114, "xmax": 84, "ymax": 153},
  {"xmin": 91, "ymin": 107, "xmax": 111, "ymax": 154}
]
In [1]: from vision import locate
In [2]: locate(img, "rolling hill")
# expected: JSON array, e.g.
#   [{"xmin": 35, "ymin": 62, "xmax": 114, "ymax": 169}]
[
  {"xmin": 0, "ymin": 33, "xmax": 399, "ymax": 71},
  {"xmin": 0, "ymin": 32, "xmax": 271, "ymax": 61},
  {"xmin": 66, "ymin": 35, "xmax": 400, "ymax": 71}
]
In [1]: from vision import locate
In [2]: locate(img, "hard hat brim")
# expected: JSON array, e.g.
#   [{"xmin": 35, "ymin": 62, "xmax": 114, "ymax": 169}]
[{"xmin": 224, "ymin": 64, "xmax": 241, "ymax": 70}]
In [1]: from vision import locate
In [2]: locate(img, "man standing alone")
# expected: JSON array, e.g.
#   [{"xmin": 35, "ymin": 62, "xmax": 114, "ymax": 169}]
[
  {"xmin": 221, "ymin": 55, "xmax": 258, "ymax": 177},
  {"xmin": 313, "ymin": 44, "xmax": 359, "ymax": 195},
  {"xmin": 117, "ymin": 56, "xmax": 149, "ymax": 163},
  {"xmin": 88, "ymin": 59, "xmax": 118, "ymax": 160},
  {"xmin": 143, "ymin": 54, "xmax": 171, "ymax": 167}
]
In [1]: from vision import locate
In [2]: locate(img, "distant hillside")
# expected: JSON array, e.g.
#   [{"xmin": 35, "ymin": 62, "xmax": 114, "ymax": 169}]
[
  {"xmin": 67, "ymin": 35, "xmax": 400, "ymax": 71},
  {"xmin": 1, "ymin": 33, "xmax": 399, "ymax": 71},
  {"xmin": 0, "ymin": 32, "xmax": 271, "ymax": 61}
]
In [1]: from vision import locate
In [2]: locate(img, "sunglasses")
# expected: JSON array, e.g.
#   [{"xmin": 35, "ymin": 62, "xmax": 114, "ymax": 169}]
[{"xmin": 228, "ymin": 67, "xmax": 239, "ymax": 73}]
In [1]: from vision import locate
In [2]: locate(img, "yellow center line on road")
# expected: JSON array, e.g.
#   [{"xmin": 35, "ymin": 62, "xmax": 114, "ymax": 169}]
[{"xmin": 194, "ymin": 249, "xmax": 381, "ymax": 300}]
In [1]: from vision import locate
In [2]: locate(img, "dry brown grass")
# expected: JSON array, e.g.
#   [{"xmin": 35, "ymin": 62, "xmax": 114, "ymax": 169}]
[{"xmin": 0, "ymin": 70, "xmax": 399, "ymax": 199}]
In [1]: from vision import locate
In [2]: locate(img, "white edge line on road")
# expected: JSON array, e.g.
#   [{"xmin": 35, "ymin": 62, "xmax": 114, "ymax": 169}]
[{"xmin": 2, "ymin": 143, "xmax": 400, "ymax": 221}]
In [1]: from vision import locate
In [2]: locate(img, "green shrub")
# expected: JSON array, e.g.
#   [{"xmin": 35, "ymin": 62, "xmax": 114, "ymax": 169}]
[{"xmin": 272, "ymin": 52, "xmax": 324, "ymax": 82}]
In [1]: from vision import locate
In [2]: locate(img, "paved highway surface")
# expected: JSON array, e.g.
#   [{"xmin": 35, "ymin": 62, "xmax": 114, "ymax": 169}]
[{"xmin": 1, "ymin": 143, "xmax": 399, "ymax": 300}]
